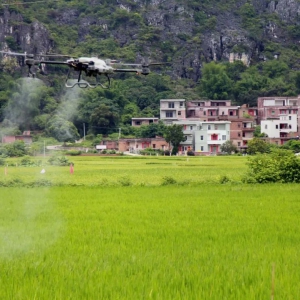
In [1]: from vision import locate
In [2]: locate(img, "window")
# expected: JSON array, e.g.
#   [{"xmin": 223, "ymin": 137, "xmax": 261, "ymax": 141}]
[
  {"xmin": 201, "ymin": 146, "xmax": 204, "ymax": 151},
  {"xmin": 166, "ymin": 112, "xmax": 173, "ymax": 118},
  {"xmin": 214, "ymin": 125, "xmax": 218, "ymax": 130},
  {"xmin": 272, "ymin": 111, "xmax": 275, "ymax": 115},
  {"xmin": 180, "ymin": 102, "xmax": 184, "ymax": 107},
  {"xmin": 152, "ymin": 144, "xmax": 156, "ymax": 148},
  {"xmin": 190, "ymin": 126, "xmax": 193, "ymax": 130},
  {"xmin": 289, "ymin": 116, "xmax": 292, "ymax": 120},
  {"xmin": 135, "ymin": 121, "xmax": 141, "ymax": 125},
  {"xmin": 178, "ymin": 111, "xmax": 181, "ymax": 116},
  {"xmin": 265, "ymin": 125, "xmax": 268, "ymax": 129},
  {"xmin": 208, "ymin": 125, "xmax": 211, "ymax": 130},
  {"xmin": 222, "ymin": 135, "xmax": 226, "ymax": 140},
  {"xmin": 237, "ymin": 142, "xmax": 241, "ymax": 146},
  {"xmin": 168, "ymin": 102, "xmax": 174, "ymax": 108},
  {"xmin": 200, "ymin": 135, "xmax": 204, "ymax": 140},
  {"xmin": 238, "ymin": 133, "xmax": 241, "ymax": 137},
  {"xmin": 238, "ymin": 123, "xmax": 241, "ymax": 128},
  {"xmin": 276, "ymin": 125, "xmax": 278, "ymax": 129},
  {"xmin": 204, "ymin": 111, "xmax": 206, "ymax": 116}
]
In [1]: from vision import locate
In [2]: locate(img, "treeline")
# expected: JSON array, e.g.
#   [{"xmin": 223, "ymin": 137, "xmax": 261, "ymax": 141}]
[{"xmin": 1, "ymin": 58, "xmax": 300, "ymax": 141}]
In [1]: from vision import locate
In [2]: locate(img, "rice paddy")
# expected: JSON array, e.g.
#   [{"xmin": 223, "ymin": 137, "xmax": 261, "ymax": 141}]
[{"xmin": 0, "ymin": 155, "xmax": 299, "ymax": 299}]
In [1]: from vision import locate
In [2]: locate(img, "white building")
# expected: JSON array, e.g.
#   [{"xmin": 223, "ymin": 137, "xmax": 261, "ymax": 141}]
[
  {"xmin": 173, "ymin": 120, "xmax": 202, "ymax": 153},
  {"xmin": 173, "ymin": 120, "xmax": 231, "ymax": 154},
  {"xmin": 261, "ymin": 115, "xmax": 298, "ymax": 138},
  {"xmin": 194, "ymin": 121, "xmax": 231, "ymax": 154},
  {"xmin": 160, "ymin": 99, "xmax": 186, "ymax": 124}
]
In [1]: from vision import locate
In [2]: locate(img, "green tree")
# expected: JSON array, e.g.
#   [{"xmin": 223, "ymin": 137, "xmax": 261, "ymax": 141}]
[
  {"xmin": 220, "ymin": 140, "xmax": 237, "ymax": 154},
  {"xmin": 138, "ymin": 121, "xmax": 166, "ymax": 138},
  {"xmin": 247, "ymin": 138, "xmax": 270, "ymax": 155},
  {"xmin": 198, "ymin": 62, "xmax": 233, "ymax": 99},
  {"xmin": 164, "ymin": 124, "xmax": 185, "ymax": 155},
  {"xmin": 253, "ymin": 125, "xmax": 265, "ymax": 137},
  {"xmin": 46, "ymin": 116, "xmax": 80, "ymax": 143},
  {"xmin": 281, "ymin": 139, "xmax": 300, "ymax": 153},
  {"xmin": 89, "ymin": 103, "xmax": 120, "ymax": 135}
]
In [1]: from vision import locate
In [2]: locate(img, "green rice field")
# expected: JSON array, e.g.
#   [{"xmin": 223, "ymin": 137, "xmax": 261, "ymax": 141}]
[{"xmin": 0, "ymin": 156, "xmax": 299, "ymax": 299}]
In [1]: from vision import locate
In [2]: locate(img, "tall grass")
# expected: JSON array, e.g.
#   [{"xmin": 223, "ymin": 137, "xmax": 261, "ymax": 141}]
[
  {"xmin": 1, "ymin": 156, "xmax": 247, "ymax": 186},
  {"xmin": 0, "ymin": 184, "xmax": 300, "ymax": 299}
]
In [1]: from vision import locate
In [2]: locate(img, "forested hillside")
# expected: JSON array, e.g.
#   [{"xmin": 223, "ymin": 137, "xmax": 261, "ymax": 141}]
[{"xmin": 1, "ymin": 0, "xmax": 300, "ymax": 140}]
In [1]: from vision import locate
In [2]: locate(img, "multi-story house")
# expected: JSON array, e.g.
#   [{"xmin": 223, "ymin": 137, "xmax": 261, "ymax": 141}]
[
  {"xmin": 261, "ymin": 114, "xmax": 298, "ymax": 145},
  {"xmin": 187, "ymin": 100, "xmax": 240, "ymax": 121},
  {"xmin": 173, "ymin": 120, "xmax": 202, "ymax": 153},
  {"xmin": 194, "ymin": 121, "xmax": 231, "ymax": 154},
  {"xmin": 160, "ymin": 99, "xmax": 186, "ymax": 124},
  {"xmin": 230, "ymin": 119, "xmax": 255, "ymax": 150},
  {"xmin": 237, "ymin": 104, "xmax": 258, "ymax": 125},
  {"xmin": 257, "ymin": 96, "xmax": 300, "ymax": 129}
]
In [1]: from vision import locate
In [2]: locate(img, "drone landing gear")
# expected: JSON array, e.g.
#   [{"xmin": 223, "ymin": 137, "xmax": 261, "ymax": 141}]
[{"xmin": 65, "ymin": 69, "xmax": 111, "ymax": 89}]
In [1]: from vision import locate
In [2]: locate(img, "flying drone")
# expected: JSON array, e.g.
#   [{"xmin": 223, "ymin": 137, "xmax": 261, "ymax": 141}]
[{"xmin": 0, "ymin": 51, "xmax": 166, "ymax": 88}]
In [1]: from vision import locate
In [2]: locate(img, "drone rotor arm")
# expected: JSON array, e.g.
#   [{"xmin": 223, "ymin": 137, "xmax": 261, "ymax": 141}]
[
  {"xmin": 37, "ymin": 60, "xmax": 70, "ymax": 65},
  {"xmin": 113, "ymin": 68, "xmax": 143, "ymax": 73}
]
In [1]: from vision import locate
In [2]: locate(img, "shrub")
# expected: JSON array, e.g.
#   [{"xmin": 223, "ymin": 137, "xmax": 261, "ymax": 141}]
[
  {"xmin": 0, "ymin": 155, "xmax": 6, "ymax": 166},
  {"xmin": 244, "ymin": 149, "xmax": 300, "ymax": 183},
  {"xmin": 48, "ymin": 155, "xmax": 71, "ymax": 166},
  {"xmin": 219, "ymin": 175, "xmax": 231, "ymax": 184},
  {"xmin": 118, "ymin": 176, "xmax": 132, "ymax": 186},
  {"xmin": 161, "ymin": 176, "xmax": 177, "ymax": 185},
  {"xmin": 20, "ymin": 155, "xmax": 33, "ymax": 166},
  {"xmin": 66, "ymin": 150, "xmax": 82, "ymax": 156}
]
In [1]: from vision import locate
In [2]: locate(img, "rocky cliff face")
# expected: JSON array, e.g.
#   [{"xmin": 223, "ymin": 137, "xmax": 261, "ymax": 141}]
[
  {"xmin": 0, "ymin": 0, "xmax": 300, "ymax": 81},
  {"xmin": 0, "ymin": 10, "xmax": 53, "ymax": 54}
]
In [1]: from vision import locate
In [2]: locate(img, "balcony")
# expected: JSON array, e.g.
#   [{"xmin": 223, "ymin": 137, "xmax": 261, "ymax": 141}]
[
  {"xmin": 207, "ymin": 140, "xmax": 224, "ymax": 145},
  {"xmin": 242, "ymin": 127, "xmax": 255, "ymax": 132}
]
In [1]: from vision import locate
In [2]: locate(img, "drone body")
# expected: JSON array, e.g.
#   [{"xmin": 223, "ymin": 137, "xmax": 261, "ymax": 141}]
[{"xmin": 0, "ymin": 51, "xmax": 164, "ymax": 88}]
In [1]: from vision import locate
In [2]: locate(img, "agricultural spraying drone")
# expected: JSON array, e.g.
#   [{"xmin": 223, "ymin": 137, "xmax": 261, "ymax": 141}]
[{"xmin": 0, "ymin": 51, "xmax": 166, "ymax": 88}]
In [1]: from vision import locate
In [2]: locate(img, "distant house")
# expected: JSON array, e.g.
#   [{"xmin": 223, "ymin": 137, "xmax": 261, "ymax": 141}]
[
  {"xmin": 97, "ymin": 140, "xmax": 118, "ymax": 150},
  {"xmin": 2, "ymin": 131, "xmax": 33, "ymax": 144},
  {"xmin": 172, "ymin": 120, "xmax": 231, "ymax": 155},
  {"xmin": 160, "ymin": 99, "xmax": 186, "ymax": 124},
  {"xmin": 119, "ymin": 137, "xmax": 169, "ymax": 153},
  {"xmin": 131, "ymin": 117, "xmax": 159, "ymax": 127}
]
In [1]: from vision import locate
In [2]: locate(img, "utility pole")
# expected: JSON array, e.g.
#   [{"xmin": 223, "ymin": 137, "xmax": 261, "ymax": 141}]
[
  {"xmin": 83, "ymin": 123, "xmax": 86, "ymax": 140},
  {"xmin": 118, "ymin": 128, "xmax": 121, "ymax": 153}
]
